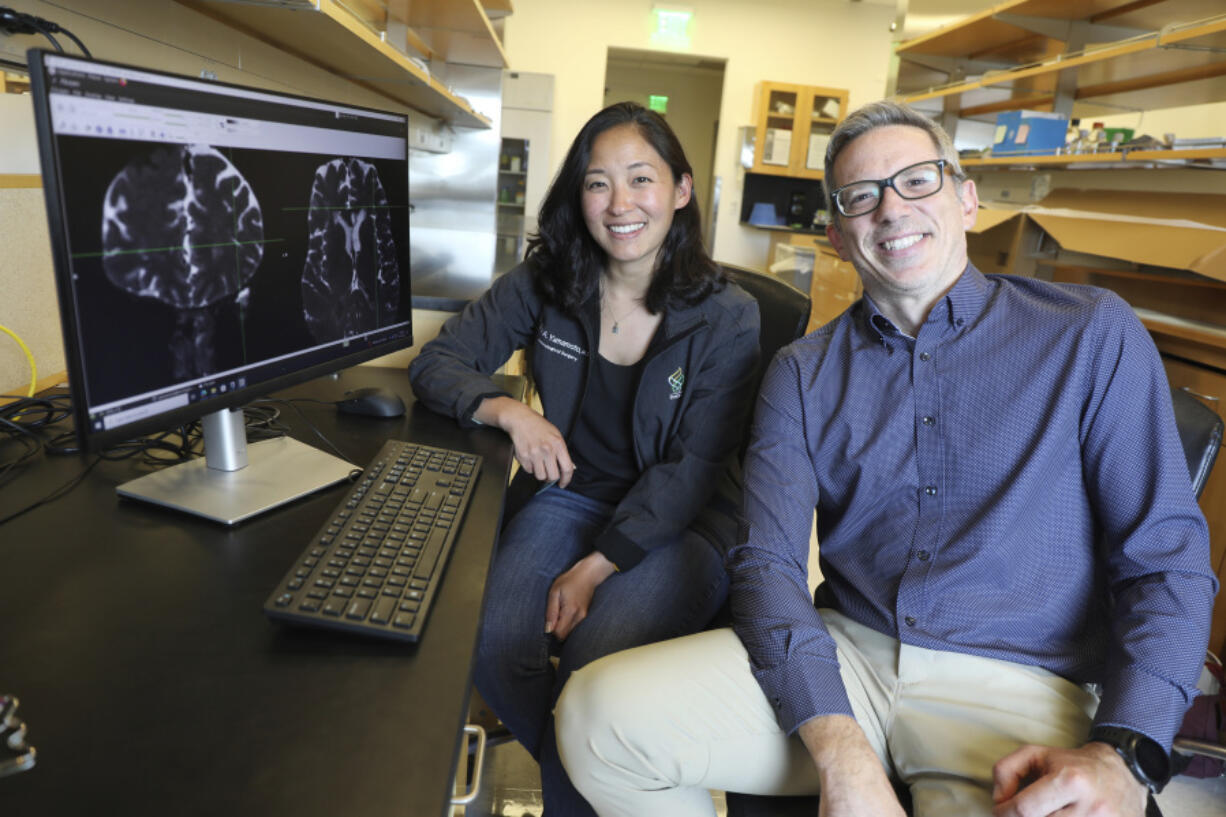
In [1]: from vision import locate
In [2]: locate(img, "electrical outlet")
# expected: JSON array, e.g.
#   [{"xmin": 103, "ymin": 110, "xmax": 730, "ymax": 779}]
[{"xmin": 408, "ymin": 118, "xmax": 452, "ymax": 154}]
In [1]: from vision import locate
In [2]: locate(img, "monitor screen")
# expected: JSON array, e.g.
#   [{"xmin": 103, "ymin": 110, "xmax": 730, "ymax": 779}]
[{"xmin": 28, "ymin": 50, "xmax": 414, "ymax": 523}]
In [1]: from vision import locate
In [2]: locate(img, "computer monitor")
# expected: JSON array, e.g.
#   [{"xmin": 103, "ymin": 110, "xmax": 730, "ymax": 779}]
[{"xmin": 27, "ymin": 50, "xmax": 413, "ymax": 524}]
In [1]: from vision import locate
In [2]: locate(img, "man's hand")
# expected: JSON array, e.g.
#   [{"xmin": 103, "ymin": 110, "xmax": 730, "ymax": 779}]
[
  {"xmin": 992, "ymin": 742, "xmax": 1148, "ymax": 817},
  {"xmin": 798, "ymin": 715, "xmax": 906, "ymax": 817},
  {"xmin": 545, "ymin": 551, "xmax": 617, "ymax": 641},
  {"xmin": 475, "ymin": 396, "xmax": 575, "ymax": 487}
]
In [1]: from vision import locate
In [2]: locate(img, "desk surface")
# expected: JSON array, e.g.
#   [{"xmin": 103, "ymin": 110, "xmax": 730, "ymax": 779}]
[{"xmin": 0, "ymin": 366, "xmax": 518, "ymax": 817}]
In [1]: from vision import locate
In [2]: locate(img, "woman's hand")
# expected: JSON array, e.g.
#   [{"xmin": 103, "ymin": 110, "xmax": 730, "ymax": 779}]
[
  {"xmin": 545, "ymin": 551, "xmax": 618, "ymax": 641},
  {"xmin": 476, "ymin": 396, "xmax": 575, "ymax": 487}
]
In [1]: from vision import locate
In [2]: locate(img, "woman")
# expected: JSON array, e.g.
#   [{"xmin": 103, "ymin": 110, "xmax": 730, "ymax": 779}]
[{"xmin": 408, "ymin": 101, "xmax": 759, "ymax": 814}]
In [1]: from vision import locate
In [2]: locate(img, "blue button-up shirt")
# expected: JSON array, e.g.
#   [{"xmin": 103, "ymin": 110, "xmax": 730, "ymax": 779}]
[{"xmin": 728, "ymin": 265, "xmax": 1218, "ymax": 749}]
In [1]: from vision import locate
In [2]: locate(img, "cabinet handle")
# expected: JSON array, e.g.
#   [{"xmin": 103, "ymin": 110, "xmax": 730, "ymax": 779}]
[
  {"xmin": 1179, "ymin": 385, "xmax": 1219, "ymax": 404},
  {"xmin": 451, "ymin": 723, "xmax": 486, "ymax": 806}
]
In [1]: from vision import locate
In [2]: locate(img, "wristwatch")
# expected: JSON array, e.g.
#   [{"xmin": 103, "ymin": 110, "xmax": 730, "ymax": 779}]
[{"xmin": 1088, "ymin": 726, "xmax": 1172, "ymax": 793}]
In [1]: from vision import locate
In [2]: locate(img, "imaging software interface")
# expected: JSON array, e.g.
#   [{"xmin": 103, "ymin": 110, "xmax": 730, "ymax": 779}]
[{"xmin": 39, "ymin": 54, "xmax": 412, "ymax": 436}]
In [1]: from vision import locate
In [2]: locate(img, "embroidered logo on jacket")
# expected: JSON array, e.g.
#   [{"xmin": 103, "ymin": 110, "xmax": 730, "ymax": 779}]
[
  {"xmin": 536, "ymin": 329, "xmax": 587, "ymax": 362},
  {"xmin": 668, "ymin": 367, "xmax": 685, "ymax": 400}
]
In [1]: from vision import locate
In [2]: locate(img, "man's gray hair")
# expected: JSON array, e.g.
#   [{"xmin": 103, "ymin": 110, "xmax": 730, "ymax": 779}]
[{"xmin": 824, "ymin": 100, "xmax": 965, "ymax": 218}]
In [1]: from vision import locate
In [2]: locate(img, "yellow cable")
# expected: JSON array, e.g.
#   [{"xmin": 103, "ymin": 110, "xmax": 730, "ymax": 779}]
[{"xmin": 0, "ymin": 323, "xmax": 37, "ymax": 397}]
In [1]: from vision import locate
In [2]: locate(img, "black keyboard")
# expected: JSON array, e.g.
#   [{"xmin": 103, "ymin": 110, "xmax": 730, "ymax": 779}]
[{"xmin": 264, "ymin": 439, "xmax": 482, "ymax": 642}]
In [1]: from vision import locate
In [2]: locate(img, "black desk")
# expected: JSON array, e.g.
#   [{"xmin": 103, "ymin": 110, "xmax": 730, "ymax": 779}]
[{"xmin": 0, "ymin": 366, "xmax": 519, "ymax": 817}]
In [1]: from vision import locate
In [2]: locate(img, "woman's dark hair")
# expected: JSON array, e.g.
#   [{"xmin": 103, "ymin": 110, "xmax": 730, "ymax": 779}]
[{"xmin": 525, "ymin": 101, "xmax": 724, "ymax": 315}]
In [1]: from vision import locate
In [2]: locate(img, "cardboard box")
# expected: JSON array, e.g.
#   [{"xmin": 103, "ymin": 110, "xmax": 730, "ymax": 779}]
[
  {"xmin": 991, "ymin": 111, "xmax": 1068, "ymax": 157},
  {"xmin": 1022, "ymin": 190, "xmax": 1226, "ymax": 283}
]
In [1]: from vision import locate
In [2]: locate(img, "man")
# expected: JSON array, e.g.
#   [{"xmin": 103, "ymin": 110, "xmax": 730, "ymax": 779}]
[{"xmin": 554, "ymin": 100, "xmax": 1218, "ymax": 817}]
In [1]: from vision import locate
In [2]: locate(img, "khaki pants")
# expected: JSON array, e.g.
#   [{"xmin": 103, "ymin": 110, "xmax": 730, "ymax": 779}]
[{"xmin": 556, "ymin": 610, "xmax": 1098, "ymax": 817}]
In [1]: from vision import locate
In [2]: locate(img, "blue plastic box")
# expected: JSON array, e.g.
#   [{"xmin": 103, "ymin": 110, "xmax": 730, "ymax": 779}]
[{"xmin": 991, "ymin": 111, "xmax": 1068, "ymax": 156}]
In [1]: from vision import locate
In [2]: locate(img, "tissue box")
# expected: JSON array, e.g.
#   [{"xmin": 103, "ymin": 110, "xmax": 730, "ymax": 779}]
[{"xmin": 992, "ymin": 111, "xmax": 1068, "ymax": 156}]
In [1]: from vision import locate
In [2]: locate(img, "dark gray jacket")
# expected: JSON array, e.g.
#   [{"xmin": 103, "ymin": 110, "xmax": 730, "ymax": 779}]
[{"xmin": 408, "ymin": 261, "xmax": 760, "ymax": 570}]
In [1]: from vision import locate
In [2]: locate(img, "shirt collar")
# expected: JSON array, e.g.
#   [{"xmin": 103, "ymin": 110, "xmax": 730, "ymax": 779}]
[{"xmin": 858, "ymin": 262, "xmax": 987, "ymax": 343}]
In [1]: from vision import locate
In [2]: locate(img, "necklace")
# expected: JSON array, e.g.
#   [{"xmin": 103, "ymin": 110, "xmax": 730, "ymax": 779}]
[{"xmin": 602, "ymin": 294, "xmax": 641, "ymax": 334}]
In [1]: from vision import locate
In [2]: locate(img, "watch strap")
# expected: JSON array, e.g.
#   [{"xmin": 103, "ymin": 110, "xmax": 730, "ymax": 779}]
[{"xmin": 1089, "ymin": 725, "xmax": 1171, "ymax": 794}]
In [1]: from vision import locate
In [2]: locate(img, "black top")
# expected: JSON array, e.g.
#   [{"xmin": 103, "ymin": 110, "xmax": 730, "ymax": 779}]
[
  {"xmin": 567, "ymin": 354, "xmax": 643, "ymax": 504},
  {"xmin": 409, "ymin": 261, "xmax": 761, "ymax": 571}
]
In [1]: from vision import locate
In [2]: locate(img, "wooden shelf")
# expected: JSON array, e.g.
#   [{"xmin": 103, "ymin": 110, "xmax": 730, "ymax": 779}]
[
  {"xmin": 176, "ymin": 0, "xmax": 504, "ymax": 127},
  {"xmin": 1136, "ymin": 307, "xmax": 1226, "ymax": 352},
  {"xmin": 386, "ymin": 0, "xmax": 509, "ymax": 68},
  {"xmin": 481, "ymin": 0, "xmax": 513, "ymax": 17},
  {"xmin": 895, "ymin": 0, "xmax": 1226, "ymax": 120},
  {"xmin": 963, "ymin": 147, "xmax": 1226, "ymax": 167}
]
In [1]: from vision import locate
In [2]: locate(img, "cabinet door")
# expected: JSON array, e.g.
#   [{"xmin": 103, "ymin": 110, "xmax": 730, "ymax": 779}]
[
  {"xmin": 800, "ymin": 87, "xmax": 848, "ymax": 177},
  {"xmin": 753, "ymin": 82, "xmax": 847, "ymax": 179},
  {"xmin": 753, "ymin": 82, "xmax": 805, "ymax": 177},
  {"xmin": 1161, "ymin": 355, "xmax": 1226, "ymax": 660}
]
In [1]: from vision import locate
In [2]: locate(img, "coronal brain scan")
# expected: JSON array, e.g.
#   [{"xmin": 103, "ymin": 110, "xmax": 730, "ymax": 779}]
[
  {"xmin": 301, "ymin": 157, "xmax": 401, "ymax": 342},
  {"xmin": 101, "ymin": 144, "xmax": 264, "ymax": 379}
]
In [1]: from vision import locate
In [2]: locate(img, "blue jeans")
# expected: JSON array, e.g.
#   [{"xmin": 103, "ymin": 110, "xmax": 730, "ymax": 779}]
[{"xmin": 473, "ymin": 485, "xmax": 729, "ymax": 817}]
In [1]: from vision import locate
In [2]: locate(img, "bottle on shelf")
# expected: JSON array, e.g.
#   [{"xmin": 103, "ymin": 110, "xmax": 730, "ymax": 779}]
[
  {"xmin": 1089, "ymin": 122, "xmax": 1106, "ymax": 153},
  {"xmin": 1064, "ymin": 118, "xmax": 1081, "ymax": 154}
]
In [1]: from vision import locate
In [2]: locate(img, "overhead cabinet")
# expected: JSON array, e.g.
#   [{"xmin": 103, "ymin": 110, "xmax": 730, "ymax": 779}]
[{"xmin": 751, "ymin": 81, "xmax": 848, "ymax": 179}]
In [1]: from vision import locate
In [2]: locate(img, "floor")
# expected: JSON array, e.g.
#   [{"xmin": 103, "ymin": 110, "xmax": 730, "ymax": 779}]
[{"xmin": 458, "ymin": 736, "xmax": 1225, "ymax": 817}]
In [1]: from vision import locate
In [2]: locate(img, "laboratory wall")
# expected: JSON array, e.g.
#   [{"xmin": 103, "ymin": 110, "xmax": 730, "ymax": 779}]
[{"xmin": 500, "ymin": 0, "xmax": 898, "ymax": 271}]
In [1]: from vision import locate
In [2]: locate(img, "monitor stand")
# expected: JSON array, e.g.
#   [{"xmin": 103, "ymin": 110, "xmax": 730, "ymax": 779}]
[{"xmin": 116, "ymin": 408, "xmax": 357, "ymax": 525}]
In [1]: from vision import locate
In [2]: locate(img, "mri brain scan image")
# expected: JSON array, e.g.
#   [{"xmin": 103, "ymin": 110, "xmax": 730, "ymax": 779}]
[
  {"xmin": 301, "ymin": 157, "xmax": 401, "ymax": 342},
  {"xmin": 101, "ymin": 144, "xmax": 264, "ymax": 378}
]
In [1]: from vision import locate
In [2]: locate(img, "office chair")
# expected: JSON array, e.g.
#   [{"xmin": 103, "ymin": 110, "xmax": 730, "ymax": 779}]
[
  {"xmin": 720, "ymin": 263, "xmax": 812, "ymax": 401},
  {"xmin": 1169, "ymin": 386, "xmax": 1226, "ymax": 779},
  {"xmin": 720, "ymin": 261, "xmax": 809, "ymax": 392},
  {"xmin": 725, "ymin": 386, "xmax": 1224, "ymax": 817}
]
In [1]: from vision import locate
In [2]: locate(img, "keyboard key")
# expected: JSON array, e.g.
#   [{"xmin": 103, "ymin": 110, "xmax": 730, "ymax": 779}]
[{"xmin": 371, "ymin": 597, "xmax": 396, "ymax": 624}]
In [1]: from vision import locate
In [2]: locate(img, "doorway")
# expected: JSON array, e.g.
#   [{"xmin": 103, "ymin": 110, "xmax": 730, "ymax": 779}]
[{"xmin": 603, "ymin": 47, "xmax": 726, "ymax": 250}]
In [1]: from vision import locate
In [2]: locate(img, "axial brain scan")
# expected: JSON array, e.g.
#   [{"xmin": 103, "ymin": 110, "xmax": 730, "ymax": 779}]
[
  {"xmin": 301, "ymin": 157, "xmax": 401, "ymax": 342},
  {"xmin": 101, "ymin": 144, "xmax": 264, "ymax": 378}
]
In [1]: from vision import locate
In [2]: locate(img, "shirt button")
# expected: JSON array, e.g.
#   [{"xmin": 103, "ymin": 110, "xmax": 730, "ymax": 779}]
[
  {"xmin": 922, "ymin": 415, "xmax": 935, "ymax": 426},
  {"xmin": 924, "ymin": 485, "xmax": 937, "ymax": 496},
  {"xmin": 904, "ymin": 616, "xmax": 917, "ymax": 627},
  {"xmin": 919, "ymin": 352, "xmax": 931, "ymax": 361},
  {"xmin": 917, "ymin": 550, "xmax": 930, "ymax": 561}
]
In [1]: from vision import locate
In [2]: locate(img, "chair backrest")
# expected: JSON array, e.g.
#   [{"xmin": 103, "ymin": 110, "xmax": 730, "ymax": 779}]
[
  {"xmin": 721, "ymin": 263, "xmax": 812, "ymax": 400},
  {"xmin": 1170, "ymin": 386, "xmax": 1223, "ymax": 500}
]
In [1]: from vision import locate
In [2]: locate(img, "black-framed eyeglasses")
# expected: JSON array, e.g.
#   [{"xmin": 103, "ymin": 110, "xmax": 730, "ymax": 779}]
[{"xmin": 831, "ymin": 159, "xmax": 952, "ymax": 218}]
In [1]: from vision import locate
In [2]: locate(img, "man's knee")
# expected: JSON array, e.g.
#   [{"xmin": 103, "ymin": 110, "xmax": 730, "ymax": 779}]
[
  {"xmin": 555, "ymin": 650, "xmax": 677, "ymax": 789},
  {"xmin": 555, "ymin": 654, "xmax": 632, "ymax": 763}
]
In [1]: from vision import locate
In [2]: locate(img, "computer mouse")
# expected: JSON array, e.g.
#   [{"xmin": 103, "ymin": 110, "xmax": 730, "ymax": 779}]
[{"xmin": 335, "ymin": 387, "xmax": 406, "ymax": 418}]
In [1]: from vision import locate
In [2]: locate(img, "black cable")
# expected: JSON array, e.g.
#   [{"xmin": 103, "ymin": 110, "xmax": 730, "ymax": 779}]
[
  {"xmin": 0, "ymin": 416, "xmax": 42, "ymax": 488},
  {"xmin": 0, "ymin": 394, "xmax": 73, "ymax": 432},
  {"xmin": 0, "ymin": 455, "xmax": 101, "ymax": 528},
  {"xmin": 0, "ymin": 7, "xmax": 91, "ymax": 56},
  {"xmin": 49, "ymin": 24, "xmax": 90, "ymax": 58},
  {"xmin": 0, "ymin": 394, "xmax": 359, "ymax": 527},
  {"xmin": 22, "ymin": 17, "xmax": 61, "ymax": 52},
  {"xmin": 250, "ymin": 397, "xmax": 357, "ymax": 465}
]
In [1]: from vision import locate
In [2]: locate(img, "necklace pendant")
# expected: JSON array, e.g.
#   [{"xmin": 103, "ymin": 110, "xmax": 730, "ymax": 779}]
[{"xmin": 611, "ymin": 323, "xmax": 620, "ymax": 334}]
